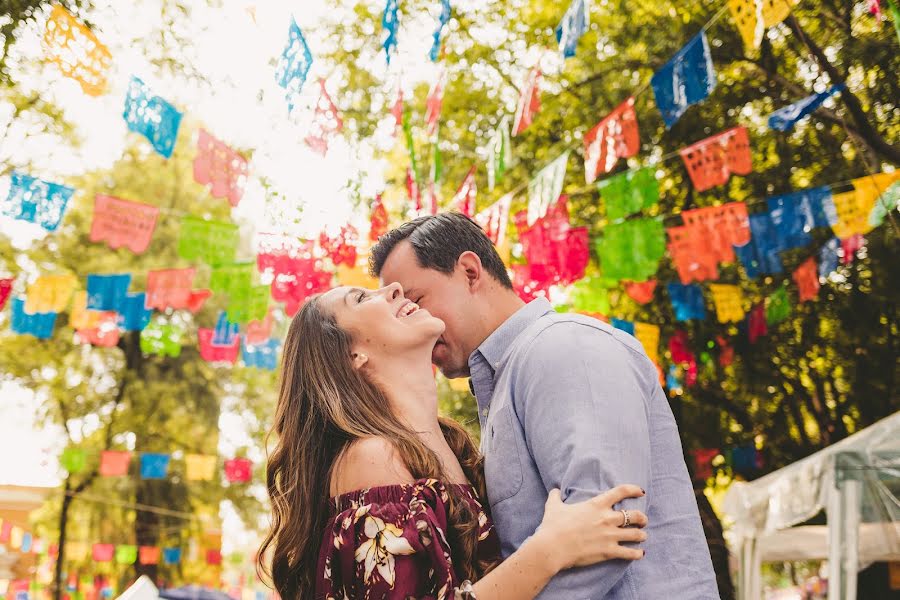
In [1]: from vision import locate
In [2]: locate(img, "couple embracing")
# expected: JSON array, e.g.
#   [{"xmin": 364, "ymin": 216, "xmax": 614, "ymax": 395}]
[{"xmin": 258, "ymin": 213, "xmax": 719, "ymax": 599}]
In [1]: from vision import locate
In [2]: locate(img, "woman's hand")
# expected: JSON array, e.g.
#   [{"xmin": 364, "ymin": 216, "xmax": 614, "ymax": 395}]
[{"xmin": 530, "ymin": 485, "xmax": 648, "ymax": 571}]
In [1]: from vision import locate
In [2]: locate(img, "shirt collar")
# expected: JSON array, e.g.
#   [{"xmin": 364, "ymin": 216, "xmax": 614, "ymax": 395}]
[{"xmin": 470, "ymin": 298, "xmax": 554, "ymax": 371}]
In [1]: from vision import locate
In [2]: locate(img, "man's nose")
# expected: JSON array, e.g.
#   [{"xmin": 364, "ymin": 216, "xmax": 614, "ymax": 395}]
[{"xmin": 382, "ymin": 282, "xmax": 403, "ymax": 300}]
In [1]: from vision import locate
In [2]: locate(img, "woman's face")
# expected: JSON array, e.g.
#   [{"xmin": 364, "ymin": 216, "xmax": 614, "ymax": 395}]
[{"xmin": 320, "ymin": 283, "xmax": 446, "ymax": 366}]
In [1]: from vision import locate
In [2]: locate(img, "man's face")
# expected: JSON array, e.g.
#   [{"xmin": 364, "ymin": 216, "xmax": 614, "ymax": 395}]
[{"xmin": 379, "ymin": 240, "xmax": 477, "ymax": 378}]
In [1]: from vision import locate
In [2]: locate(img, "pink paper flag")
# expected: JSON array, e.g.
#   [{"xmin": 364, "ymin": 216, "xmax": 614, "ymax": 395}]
[
  {"xmin": 453, "ymin": 167, "xmax": 477, "ymax": 217},
  {"xmin": 198, "ymin": 328, "xmax": 241, "ymax": 364},
  {"xmin": 90, "ymin": 194, "xmax": 160, "ymax": 254},
  {"xmin": 245, "ymin": 308, "xmax": 274, "ymax": 345},
  {"xmin": 224, "ymin": 457, "xmax": 252, "ymax": 483},
  {"xmin": 146, "ymin": 268, "xmax": 210, "ymax": 312},
  {"xmin": 304, "ymin": 79, "xmax": 344, "ymax": 156},
  {"xmin": 193, "ymin": 129, "xmax": 249, "ymax": 207},
  {"xmin": 0, "ymin": 278, "xmax": 12, "ymax": 311},
  {"xmin": 92, "ymin": 543, "xmax": 114, "ymax": 562},
  {"xmin": 425, "ymin": 73, "xmax": 445, "ymax": 136},
  {"xmin": 513, "ymin": 68, "xmax": 542, "ymax": 136},
  {"xmin": 99, "ymin": 451, "xmax": 131, "ymax": 476}
]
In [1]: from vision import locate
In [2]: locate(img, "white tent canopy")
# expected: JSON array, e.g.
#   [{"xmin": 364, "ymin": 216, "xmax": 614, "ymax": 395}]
[
  {"xmin": 116, "ymin": 576, "xmax": 159, "ymax": 600},
  {"xmin": 722, "ymin": 411, "xmax": 900, "ymax": 600}
]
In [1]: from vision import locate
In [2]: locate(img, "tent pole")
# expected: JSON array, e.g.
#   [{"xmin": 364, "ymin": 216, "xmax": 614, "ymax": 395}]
[
  {"xmin": 843, "ymin": 479, "xmax": 861, "ymax": 600},
  {"xmin": 827, "ymin": 474, "xmax": 843, "ymax": 600}
]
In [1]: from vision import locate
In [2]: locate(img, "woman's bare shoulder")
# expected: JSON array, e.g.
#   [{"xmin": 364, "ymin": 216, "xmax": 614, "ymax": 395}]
[{"xmin": 330, "ymin": 437, "xmax": 416, "ymax": 497}]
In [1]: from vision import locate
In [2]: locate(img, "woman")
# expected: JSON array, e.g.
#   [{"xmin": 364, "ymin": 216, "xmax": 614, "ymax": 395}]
[{"xmin": 258, "ymin": 283, "xmax": 649, "ymax": 599}]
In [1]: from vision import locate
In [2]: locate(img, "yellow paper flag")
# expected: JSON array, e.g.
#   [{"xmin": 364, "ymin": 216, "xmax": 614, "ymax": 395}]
[
  {"xmin": 634, "ymin": 322, "xmax": 661, "ymax": 364},
  {"xmin": 832, "ymin": 172, "xmax": 900, "ymax": 238},
  {"xmin": 335, "ymin": 265, "xmax": 379, "ymax": 289},
  {"xmin": 9, "ymin": 526, "xmax": 23, "ymax": 550},
  {"xmin": 25, "ymin": 274, "xmax": 76, "ymax": 313},
  {"xmin": 709, "ymin": 284, "xmax": 745, "ymax": 323},
  {"xmin": 184, "ymin": 454, "xmax": 217, "ymax": 481},
  {"xmin": 729, "ymin": 0, "xmax": 800, "ymax": 49},
  {"xmin": 69, "ymin": 291, "xmax": 114, "ymax": 330},
  {"xmin": 43, "ymin": 5, "xmax": 113, "ymax": 96},
  {"xmin": 68, "ymin": 541, "xmax": 90, "ymax": 561}
]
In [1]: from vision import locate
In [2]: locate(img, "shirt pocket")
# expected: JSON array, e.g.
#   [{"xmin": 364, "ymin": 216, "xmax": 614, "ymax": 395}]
[{"xmin": 483, "ymin": 404, "xmax": 524, "ymax": 507}]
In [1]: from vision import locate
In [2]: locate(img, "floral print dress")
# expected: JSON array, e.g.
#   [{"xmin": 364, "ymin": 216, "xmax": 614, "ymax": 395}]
[{"xmin": 316, "ymin": 478, "xmax": 501, "ymax": 599}]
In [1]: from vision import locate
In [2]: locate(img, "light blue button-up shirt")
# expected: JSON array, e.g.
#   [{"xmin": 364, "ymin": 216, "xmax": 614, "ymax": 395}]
[{"xmin": 469, "ymin": 299, "xmax": 719, "ymax": 599}]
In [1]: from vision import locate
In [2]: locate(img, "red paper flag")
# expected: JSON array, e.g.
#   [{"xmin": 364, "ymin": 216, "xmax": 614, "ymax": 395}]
[
  {"xmin": 391, "ymin": 88, "xmax": 403, "ymax": 136},
  {"xmin": 245, "ymin": 309, "xmax": 274, "ymax": 345},
  {"xmin": 624, "ymin": 280, "xmax": 657, "ymax": 304},
  {"xmin": 193, "ymin": 129, "xmax": 249, "ymax": 207},
  {"xmin": 138, "ymin": 546, "xmax": 160, "ymax": 565},
  {"xmin": 716, "ymin": 335, "xmax": 734, "ymax": 367},
  {"xmin": 425, "ymin": 73, "xmax": 445, "ymax": 136},
  {"xmin": 474, "ymin": 193, "xmax": 512, "ymax": 247},
  {"xmin": 258, "ymin": 236, "xmax": 332, "ymax": 316},
  {"xmin": 369, "ymin": 194, "xmax": 389, "ymax": 242},
  {"xmin": 748, "ymin": 303, "xmax": 768, "ymax": 343},
  {"xmin": 90, "ymin": 194, "xmax": 160, "ymax": 254},
  {"xmin": 679, "ymin": 127, "xmax": 752, "ymax": 192},
  {"xmin": 513, "ymin": 68, "xmax": 542, "ymax": 136},
  {"xmin": 407, "ymin": 167, "xmax": 420, "ymax": 210},
  {"xmin": 666, "ymin": 225, "xmax": 719, "ymax": 284},
  {"xmin": 793, "ymin": 257, "xmax": 820, "ymax": 302},
  {"xmin": 75, "ymin": 318, "xmax": 120, "ymax": 347},
  {"xmin": 99, "ymin": 451, "xmax": 131, "ymax": 476},
  {"xmin": 198, "ymin": 328, "xmax": 240, "ymax": 364},
  {"xmin": 841, "ymin": 234, "xmax": 864, "ymax": 264},
  {"xmin": 206, "ymin": 548, "xmax": 223, "ymax": 565},
  {"xmin": 187, "ymin": 289, "xmax": 212, "ymax": 313},
  {"xmin": 514, "ymin": 197, "xmax": 589, "ymax": 292},
  {"xmin": 0, "ymin": 278, "xmax": 13, "ymax": 311},
  {"xmin": 305, "ymin": 79, "xmax": 343, "ymax": 156},
  {"xmin": 453, "ymin": 167, "xmax": 477, "ymax": 217},
  {"xmin": 691, "ymin": 448, "xmax": 720, "ymax": 480},
  {"xmin": 224, "ymin": 457, "xmax": 252, "ymax": 483},
  {"xmin": 146, "ymin": 268, "xmax": 198, "ymax": 311},
  {"xmin": 93, "ymin": 543, "xmax": 114, "ymax": 562},
  {"xmin": 584, "ymin": 97, "xmax": 640, "ymax": 183},
  {"xmin": 319, "ymin": 225, "xmax": 359, "ymax": 268}
]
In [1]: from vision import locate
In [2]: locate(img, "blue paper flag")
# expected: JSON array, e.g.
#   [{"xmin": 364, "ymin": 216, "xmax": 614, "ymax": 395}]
[
  {"xmin": 651, "ymin": 32, "xmax": 716, "ymax": 128},
  {"xmin": 87, "ymin": 274, "xmax": 132, "ymax": 311},
  {"xmin": 430, "ymin": 0, "xmax": 451, "ymax": 61},
  {"xmin": 123, "ymin": 77, "xmax": 182, "ymax": 159},
  {"xmin": 556, "ymin": 0, "xmax": 589, "ymax": 59},
  {"xmin": 118, "ymin": 292, "xmax": 151, "ymax": 332},
  {"xmin": 734, "ymin": 213, "xmax": 784, "ymax": 278},
  {"xmin": 2, "ymin": 172, "xmax": 74, "ymax": 231},
  {"xmin": 21, "ymin": 533, "xmax": 32, "ymax": 553},
  {"xmin": 242, "ymin": 338, "xmax": 280, "ymax": 370},
  {"xmin": 818, "ymin": 237, "xmax": 840, "ymax": 278},
  {"xmin": 768, "ymin": 84, "xmax": 845, "ymax": 132},
  {"xmin": 667, "ymin": 283, "xmax": 706, "ymax": 321},
  {"xmin": 11, "ymin": 298, "xmax": 57, "ymax": 339},
  {"xmin": 610, "ymin": 318, "xmax": 635, "ymax": 336},
  {"xmin": 767, "ymin": 186, "xmax": 838, "ymax": 249},
  {"xmin": 382, "ymin": 0, "xmax": 399, "ymax": 64},
  {"xmin": 666, "ymin": 364, "xmax": 682, "ymax": 392},
  {"xmin": 139, "ymin": 453, "xmax": 170, "ymax": 479},
  {"xmin": 730, "ymin": 445, "xmax": 759, "ymax": 473},
  {"xmin": 162, "ymin": 547, "xmax": 182, "ymax": 565},
  {"xmin": 275, "ymin": 18, "xmax": 313, "ymax": 110},
  {"xmin": 212, "ymin": 311, "xmax": 240, "ymax": 345}
]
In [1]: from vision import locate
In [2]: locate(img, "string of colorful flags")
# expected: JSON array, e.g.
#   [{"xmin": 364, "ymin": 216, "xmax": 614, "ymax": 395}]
[{"xmin": 57, "ymin": 448, "xmax": 254, "ymax": 483}]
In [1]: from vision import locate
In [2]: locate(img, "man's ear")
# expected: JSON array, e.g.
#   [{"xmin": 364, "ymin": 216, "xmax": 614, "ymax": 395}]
[
  {"xmin": 457, "ymin": 251, "xmax": 484, "ymax": 291},
  {"xmin": 351, "ymin": 351, "xmax": 369, "ymax": 370}
]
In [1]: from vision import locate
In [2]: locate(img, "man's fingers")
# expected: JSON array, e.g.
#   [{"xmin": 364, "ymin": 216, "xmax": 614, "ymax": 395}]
[{"xmin": 594, "ymin": 484, "xmax": 645, "ymax": 507}]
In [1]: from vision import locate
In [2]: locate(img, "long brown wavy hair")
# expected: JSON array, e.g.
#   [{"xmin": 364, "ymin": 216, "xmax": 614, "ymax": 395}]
[{"xmin": 257, "ymin": 295, "xmax": 493, "ymax": 600}]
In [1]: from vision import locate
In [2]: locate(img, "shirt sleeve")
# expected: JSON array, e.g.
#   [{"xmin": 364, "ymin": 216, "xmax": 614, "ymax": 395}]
[
  {"xmin": 317, "ymin": 480, "xmax": 460, "ymax": 600},
  {"xmin": 516, "ymin": 321, "xmax": 654, "ymax": 596}
]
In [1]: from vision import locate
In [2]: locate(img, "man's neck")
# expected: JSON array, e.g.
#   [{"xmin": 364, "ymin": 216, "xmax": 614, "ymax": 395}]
[{"xmin": 470, "ymin": 287, "xmax": 526, "ymax": 352}]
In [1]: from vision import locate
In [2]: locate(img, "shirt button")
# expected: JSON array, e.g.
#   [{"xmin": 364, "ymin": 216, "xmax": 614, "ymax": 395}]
[
  {"xmin": 493, "ymin": 362, "xmax": 499, "ymax": 369},
  {"xmin": 482, "ymin": 408, "xmax": 489, "ymax": 418}
]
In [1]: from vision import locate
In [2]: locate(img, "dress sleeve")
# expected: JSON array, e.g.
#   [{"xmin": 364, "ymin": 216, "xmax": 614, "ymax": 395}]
[{"xmin": 317, "ymin": 480, "xmax": 460, "ymax": 600}]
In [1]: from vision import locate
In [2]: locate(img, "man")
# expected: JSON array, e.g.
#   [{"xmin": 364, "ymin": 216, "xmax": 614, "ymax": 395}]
[{"xmin": 371, "ymin": 212, "xmax": 719, "ymax": 599}]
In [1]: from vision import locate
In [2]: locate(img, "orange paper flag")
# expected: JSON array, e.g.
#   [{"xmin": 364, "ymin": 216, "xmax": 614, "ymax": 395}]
[
  {"xmin": 680, "ymin": 127, "xmax": 752, "ymax": 192},
  {"xmin": 43, "ymin": 6, "xmax": 112, "ymax": 96},
  {"xmin": 793, "ymin": 257, "xmax": 820, "ymax": 302},
  {"xmin": 99, "ymin": 451, "xmax": 131, "ymax": 476}
]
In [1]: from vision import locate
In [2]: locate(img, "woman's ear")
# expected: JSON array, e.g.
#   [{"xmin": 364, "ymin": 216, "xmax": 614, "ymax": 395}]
[{"xmin": 351, "ymin": 352, "xmax": 369, "ymax": 370}]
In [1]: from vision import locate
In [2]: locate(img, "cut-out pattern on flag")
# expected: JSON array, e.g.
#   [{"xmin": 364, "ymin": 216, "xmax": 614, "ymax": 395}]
[
  {"xmin": 210, "ymin": 263, "xmax": 254, "ymax": 297},
  {"xmin": 2, "ymin": 172, "xmax": 73, "ymax": 231},
  {"xmin": 624, "ymin": 279, "xmax": 656, "ymax": 305},
  {"xmin": 224, "ymin": 458, "xmax": 253, "ymax": 483},
  {"xmin": 746, "ymin": 303, "xmax": 768, "ymax": 343},
  {"xmin": 245, "ymin": 309, "xmax": 274, "ymax": 345},
  {"xmin": 596, "ymin": 218, "xmax": 665, "ymax": 282},
  {"xmin": 513, "ymin": 68, "xmax": 542, "ymax": 136},
  {"xmin": 25, "ymin": 274, "xmax": 76, "ymax": 314},
  {"xmin": 146, "ymin": 268, "xmax": 209, "ymax": 312},
  {"xmin": 123, "ymin": 77, "xmax": 182, "ymax": 159},
  {"xmin": 666, "ymin": 225, "xmax": 720, "ymax": 284},
  {"xmin": 728, "ymin": 0, "xmax": 801, "ymax": 49},
  {"xmin": 43, "ymin": 5, "xmax": 112, "ymax": 96},
  {"xmin": 212, "ymin": 312, "xmax": 240, "ymax": 345},
  {"xmin": 320, "ymin": 225, "xmax": 359, "ymax": 268},
  {"xmin": 425, "ymin": 73, "xmax": 445, "ymax": 136},
  {"xmin": 682, "ymin": 202, "xmax": 751, "ymax": 264},
  {"xmin": 527, "ymin": 151, "xmax": 569, "ymax": 226},
  {"xmin": 185, "ymin": 454, "xmax": 217, "ymax": 481},
  {"xmin": 193, "ymin": 129, "xmax": 249, "ymax": 207},
  {"xmin": 242, "ymin": 338, "xmax": 280, "ymax": 370},
  {"xmin": 11, "ymin": 298, "xmax": 58, "ymax": 339},
  {"xmin": 382, "ymin": 0, "xmax": 400, "ymax": 64},
  {"xmin": 93, "ymin": 544, "xmax": 114, "ymax": 562},
  {"xmin": 163, "ymin": 547, "xmax": 182, "ymax": 565},
  {"xmin": 597, "ymin": 167, "xmax": 658, "ymax": 221},
  {"xmin": 453, "ymin": 167, "xmax": 477, "ymax": 217},
  {"xmin": 0, "ymin": 278, "xmax": 12, "ymax": 311},
  {"xmin": 633, "ymin": 322, "xmax": 660, "ymax": 363},
  {"xmin": 818, "ymin": 237, "xmax": 840, "ymax": 278},
  {"xmin": 584, "ymin": 97, "xmax": 639, "ymax": 183},
  {"xmin": 841, "ymin": 234, "xmax": 865, "ymax": 265},
  {"xmin": 766, "ymin": 285, "xmax": 791, "ymax": 325},
  {"xmin": 734, "ymin": 212, "xmax": 784, "ymax": 278},
  {"xmin": 430, "ymin": 0, "xmax": 451, "ymax": 61},
  {"xmin": 667, "ymin": 283, "xmax": 706, "ymax": 321},
  {"xmin": 198, "ymin": 328, "xmax": 241, "ymax": 365},
  {"xmin": 140, "ymin": 453, "xmax": 170, "ymax": 479},
  {"xmin": 226, "ymin": 285, "xmax": 269, "ymax": 324},
  {"xmin": 709, "ymin": 284, "xmax": 745, "ymax": 323},
  {"xmin": 118, "ymin": 292, "xmax": 151, "ymax": 332},
  {"xmin": 768, "ymin": 84, "xmax": 845, "ymax": 131},
  {"xmin": 99, "ymin": 451, "xmax": 131, "ymax": 477},
  {"xmin": 651, "ymin": 32, "xmax": 716, "ymax": 128},
  {"xmin": 475, "ymin": 193, "xmax": 512, "ymax": 248},
  {"xmin": 90, "ymin": 194, "xmax": 159, "ymax": 254},
  {"xmin": 556, "ymin": 0, "xmax": 590, "ymax": 58},
  {"xmin": 177, "ymin": 216, "xmax": 240, "ymax": 267},
  {"xmin": 487, "ymin": 116, "xmax": 512, "ymax": 190},
  {"xmin": 305, "ymin": 79, "xmax": 344, "ymax": 155},
  {"xmin": 679, "ymin": 127, "xmax": 752, "ymax": 192},
  {"xmin": 86, "ymin": 273, "xmax": 131, "ymax": 311},
  {"xmin": 369, "ymin": 194, "xmax": 389, "ymax": 242},
  {"xmin": 139, "ymin": 546, "xmax": 161, "ymax": 566},
  {"xmin": 766, "ymin": 186, "xmax": 837, "ymax": 249},
  {"xmin": 275, "ymin": 18, "xmax": 313, "ymax": 110},
  {"xmin": 793, "ymin": 257, "xmax": 820, "ymax": 302},
  {"xmin": 140, "ymin": 322, "xmax": 183, "ymax": 357},
  {"xmin": 832, "ymin": 172, "xmax": 900, "ymax": 238},
  {"xmin": 61, "ymin": 448, "xmax": 86, "ymax": 474},
  {"xmin": 258, "ymin": 236, "xmax": 332, "ymax": 316}
]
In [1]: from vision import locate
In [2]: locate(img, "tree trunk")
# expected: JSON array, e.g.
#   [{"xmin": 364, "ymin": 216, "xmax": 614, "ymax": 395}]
[{"xmin": 53, "ymin": 482, "xmax": 73, "ymax": 600}]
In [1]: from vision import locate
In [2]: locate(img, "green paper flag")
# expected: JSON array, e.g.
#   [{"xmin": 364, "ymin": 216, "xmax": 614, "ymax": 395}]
[
  {"xmin": 140, "ymin": 322, "xmax": 184, "ymax": 357},
  {"xmin": 177, "ymin": 217, "xmax": 239, "ymax": 267},
  {"xmin": 527, "ymin": 151, "xmax": 570, "ymax": 225},
  {"xmin": 766, "ymin": 285, "xmax": 791, "ymax": 325},
  {"xmin": 888, "ymin": 0, "xmax": 900, "ymax": 44},
  {"xmin": 594, "ymin": 218, "xmax": 665, "ymax": 282},
  {"xmin": 488, "ymin": 116, "xmax": 512, "ymax": 190},
  {"xmin": 61, "ymin": 448, "xmax": 87, "ymax": 473},
  {"xmin": 210, "ymin": 262, "xmax": 254, "ymax": 296},
  {"xmin": 226, "ymin": 284, "xmax": 270, "ymax": 324},
  {"xmin": 597, "ymin": 167, "xmax": 659, "ymax": 221},
  {"xmin": 430, "ymin": 129, "xmax": 443, "ymax": 184},
  {"xmin": 868, "ymin": 181, "xmax": 899, "ymax": 228},
  {"xmin": 115, "ymin": 545, "xmax": 137, "ymax": 564},
  {"xmin": 569, "ymin": 275, "xmax": 613, "ymax": 315}
]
